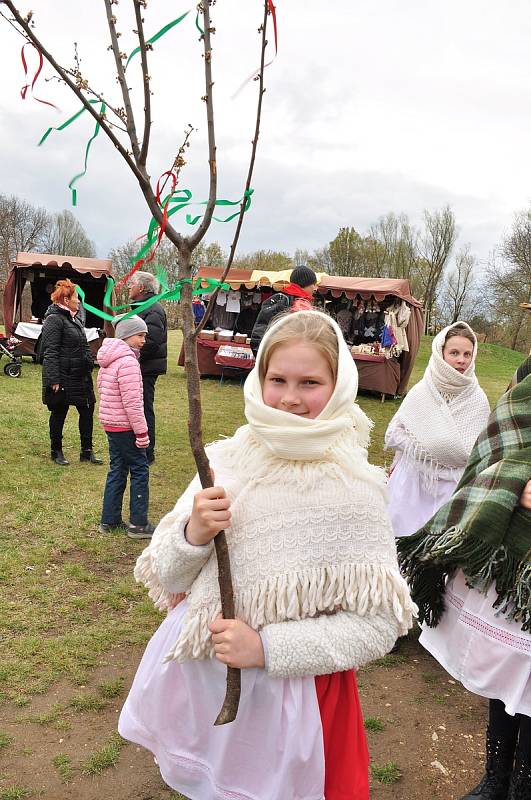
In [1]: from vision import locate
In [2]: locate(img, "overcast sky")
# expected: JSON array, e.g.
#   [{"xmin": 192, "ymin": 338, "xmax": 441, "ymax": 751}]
[{"xmin": 1, "ymin": 0, "xmax": 531, "ymax": 267}]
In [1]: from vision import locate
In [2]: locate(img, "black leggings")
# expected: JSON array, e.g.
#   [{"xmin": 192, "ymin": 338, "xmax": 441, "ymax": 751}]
[
  {"xmin": 490, "ymin": 698, "xmax": 531, "ymax": 758},
  {"xmin": 49, "ymin": 403, "xmax": 94, "ymax": 451}
]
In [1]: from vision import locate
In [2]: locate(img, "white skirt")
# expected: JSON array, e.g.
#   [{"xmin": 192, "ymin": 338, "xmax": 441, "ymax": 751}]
[
  {"xmin": 119, "ymin": 601, "xmax": 325, "ymax": 800},
  {"xmin": 420, "ymin": 571, "xmax": 531, "ymax": 717},
  {"xmin": 387, "ymin": 456, "xmax": 458, "ymax": 538}
]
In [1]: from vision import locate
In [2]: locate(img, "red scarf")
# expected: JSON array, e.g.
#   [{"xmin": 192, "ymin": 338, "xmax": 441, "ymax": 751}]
[{"xmin": 284, "ymin": 282, "xmax": 314, "ymax": 301}]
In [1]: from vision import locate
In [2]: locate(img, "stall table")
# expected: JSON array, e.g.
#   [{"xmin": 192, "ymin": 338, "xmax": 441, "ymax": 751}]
[
  {"xmin": 214, "ymin": 344, "xmax": 255, "ymax": 384},
  {"xmin": 352, "ymin": 353, "xmax": 400, "ymax": 400},
  {"xmin": 178, "ymin": 338, "xmax": 255, "ymax": 378},
  {"xmin": 14, "ymin": 321, "xmax": 104, "ymax": 358}
]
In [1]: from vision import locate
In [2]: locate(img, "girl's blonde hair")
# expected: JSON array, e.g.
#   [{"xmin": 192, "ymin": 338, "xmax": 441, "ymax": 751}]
[{"xmin": 259, "ymin": 311, "xmax": 339, "ymax": 384}]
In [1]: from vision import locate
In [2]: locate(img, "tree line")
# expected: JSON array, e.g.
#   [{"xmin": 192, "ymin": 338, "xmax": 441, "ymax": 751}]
[{"xmin": 1, "ymin": 193, "xmax": 529, "ymax": 351}]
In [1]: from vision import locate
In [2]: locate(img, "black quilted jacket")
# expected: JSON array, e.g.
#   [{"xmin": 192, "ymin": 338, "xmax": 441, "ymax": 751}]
[{"xmin": 41, "ymin": 305, "xmax": 95, "ymax": 406}]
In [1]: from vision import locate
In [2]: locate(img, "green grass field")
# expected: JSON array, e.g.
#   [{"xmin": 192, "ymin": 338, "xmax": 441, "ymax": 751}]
[{"xmin": 0, "ymin": 333, "xmax": 523, "ymax": 706}]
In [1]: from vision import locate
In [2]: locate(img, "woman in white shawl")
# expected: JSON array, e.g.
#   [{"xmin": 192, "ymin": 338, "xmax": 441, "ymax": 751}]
[{"xmin": 385, "ymin": 321, "xmax": 490, "ymax": 538}]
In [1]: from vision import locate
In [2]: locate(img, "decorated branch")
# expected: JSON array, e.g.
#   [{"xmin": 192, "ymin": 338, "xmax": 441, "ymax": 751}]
[{"xmin": 1, "ymin": 0, "xmax": 276, "ymax": 725}]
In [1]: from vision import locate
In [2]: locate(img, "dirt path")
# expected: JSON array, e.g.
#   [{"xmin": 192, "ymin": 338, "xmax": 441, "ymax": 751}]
[{"xmin": 1, "ymin": 637, "xmax": 487, "ymax": 799}]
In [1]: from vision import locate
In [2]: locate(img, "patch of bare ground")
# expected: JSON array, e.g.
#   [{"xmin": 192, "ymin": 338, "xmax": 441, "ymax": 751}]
[{"xmin": 1, "ymin": 638, "xmax": 488, "ymax": 800}]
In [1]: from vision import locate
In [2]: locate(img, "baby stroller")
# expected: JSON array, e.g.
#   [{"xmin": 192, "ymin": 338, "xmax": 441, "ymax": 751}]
[{"xmin": 0, "ymin": 335, "xmax": 22, "ymax": 377}]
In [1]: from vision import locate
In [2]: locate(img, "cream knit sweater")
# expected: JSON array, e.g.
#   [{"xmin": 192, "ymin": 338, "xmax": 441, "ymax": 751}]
[{"xmin": 135, "ymin": 440, "xmax": 414, "ymax": 677}]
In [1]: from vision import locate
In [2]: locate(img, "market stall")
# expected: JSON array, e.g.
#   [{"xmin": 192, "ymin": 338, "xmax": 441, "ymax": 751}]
[
  {"xmin": 3, "ymin": 252, "xmax": 115, "ymax": 357},
  {"xmin": 316, "ymin": 274, "xmax": 424, "ymax": 397},
  {"xmin": 178, "ymin": 267, "xmax": 423, "ymax": 396}
]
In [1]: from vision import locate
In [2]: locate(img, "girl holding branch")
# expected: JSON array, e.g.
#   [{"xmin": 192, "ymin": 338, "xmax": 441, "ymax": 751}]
[{"xmin": 119, "ymin": 310, "xmax": 415, "ymax": 800}]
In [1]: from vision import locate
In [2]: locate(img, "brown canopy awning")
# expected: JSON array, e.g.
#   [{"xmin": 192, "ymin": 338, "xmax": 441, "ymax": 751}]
[
  {"xmin": 316, "ymin": 275, "xmax": 422, "ymax": 307},
  {"xmin": 12, "ymin": 252, "xmax": 112, "ymax": 277},
  {"xmin": 3, "ymin": 252, "xmax": 114, "ymax": 335}
]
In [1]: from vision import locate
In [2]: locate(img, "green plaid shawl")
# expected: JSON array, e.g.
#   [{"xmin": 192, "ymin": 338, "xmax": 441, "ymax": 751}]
[{"xmin": 398, "ymin": 370, "xmax": 531, "ymax": 631}]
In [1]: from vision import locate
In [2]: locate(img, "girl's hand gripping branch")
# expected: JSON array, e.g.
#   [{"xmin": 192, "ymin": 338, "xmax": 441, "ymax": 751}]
[
  {"xmin": 209, "ymin": 618, "xmax": 265, "ymax": 669},
  {"xmin": 185, "ymin": 485, "xmax": 231, "ymax": 546}
]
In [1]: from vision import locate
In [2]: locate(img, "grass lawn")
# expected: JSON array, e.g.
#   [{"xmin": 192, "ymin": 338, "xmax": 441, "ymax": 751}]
[
  {"xmin": 0, "ymin": 331, "xmax": 523, "ymax": 795},
  {"xmin": 0, "ymin": 332, "xmax": 522, "ymax": 701}
]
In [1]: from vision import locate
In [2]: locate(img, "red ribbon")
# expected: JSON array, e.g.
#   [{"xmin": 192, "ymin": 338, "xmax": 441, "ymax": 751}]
[
  {"xmin": 231, "ymin": 0, "xmax": 279, "ymax": 99},
  {"xmin": 114, "ymin": 170, "xmax": 177, "ymax": 289},
  {"xmin": 267, "ymin": 0, "xmax": 278, "ymax": 60},
  {"xmin": 20, "ymin": 43, "xmax": 59, "ymax": 109}
]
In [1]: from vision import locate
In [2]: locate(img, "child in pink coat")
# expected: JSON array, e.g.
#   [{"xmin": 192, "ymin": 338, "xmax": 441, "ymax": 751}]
[{"xmin": 97, "ymin": 315, "xmax": 154, "ymax": 539}]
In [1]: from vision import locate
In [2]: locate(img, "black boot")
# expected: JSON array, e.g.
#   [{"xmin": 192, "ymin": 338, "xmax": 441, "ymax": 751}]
[
  {"xmin": 51, "ymin": 449, "xmax": 69, "ymax": 466},
  {"xmin": 80, "ymin": 449, "xmax": 103, "ymax": 465},
  {"xmin": 460, "ymin": 726, "xmax": 515, "ymax": 800}
]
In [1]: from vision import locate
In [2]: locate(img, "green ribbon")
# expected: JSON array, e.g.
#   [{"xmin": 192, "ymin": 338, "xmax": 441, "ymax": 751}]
[
  {"xmin": 129, "ymin": 188, "xmax": 253, "ymax": 269},
  {"xmin": 76, "ymin": 276, "xmax": 230, "ymax": 323},
  {"xmin": 125, "ymin": 10, "xmax": 190, "ymax": 69},
  {"xmin": 185, "ymin": 189, "xmax": 254, "ymax": 225},
  {"xmin": 38, "ymin": 99, "xmax": 106, "ymax": 206},
  {"xmin": 195, "ymin": 10, "xmax": 204, "ymax": 35}
]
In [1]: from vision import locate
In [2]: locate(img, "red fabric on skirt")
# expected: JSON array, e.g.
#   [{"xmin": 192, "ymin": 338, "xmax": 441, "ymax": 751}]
[{"xmin": 315, "ymin": 671, "xmax": 370, "ymax": 800}]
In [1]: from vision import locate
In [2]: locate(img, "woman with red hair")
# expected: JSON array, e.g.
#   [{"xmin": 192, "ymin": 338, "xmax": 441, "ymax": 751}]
[{"xmin": 40, "ymin": 279, "xmax": 102, "ymax": 466}]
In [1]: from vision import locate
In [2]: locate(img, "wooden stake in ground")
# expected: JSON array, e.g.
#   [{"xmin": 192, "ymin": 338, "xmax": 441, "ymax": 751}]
[{"xmin": 1, "ymin": 0, "xmax": 272, "ymax": 724}]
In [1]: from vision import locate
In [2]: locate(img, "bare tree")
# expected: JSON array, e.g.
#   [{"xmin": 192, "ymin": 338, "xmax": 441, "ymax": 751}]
[
  {"xmin": 2, "ymin": 0, "xmax": 273, "ymax": 724},
  {"xmin": 41, "ymin": 209, "xmax": 96, "ymax": 257},
  {"xmin": 0, "ymin": 193, "xmax": 50, "ymax": 280},
  {"xmin": 496, "ymin": 210, "xmax": 531, "ymax": 350},
  {"xmin": 307, "ymin": 246, "xmax": 333, "ymax": 274},
  {"xmin": 439, "ymin": 244, "xmax": 476, "ymax": 324},
  {"xmin": 329, "ymin": 226, "xmax": 366, "ymax": 277},
  {"xmin": 418, "ymin": 205, "xmax": 457, "ymax": 332},
  {"xmin": 368, "ymin": 212, "xmax": 419, "ymax": 283},
  {"xmin": 233, "ymin": 248, "xmax": 292, "ymax": 271}
]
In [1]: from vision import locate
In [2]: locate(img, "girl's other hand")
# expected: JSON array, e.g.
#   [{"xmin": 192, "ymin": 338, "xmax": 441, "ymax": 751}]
[
  {"xmin": 209, "ymin": 618, "xmax": 265, "ymax": 669},
  {"xmin": 519, "ymin": 480, "xmax": 531, "ymax": 510},
  {"xmin": 185, "ymin": 486, "xmax": 231, "ymax": 546}
]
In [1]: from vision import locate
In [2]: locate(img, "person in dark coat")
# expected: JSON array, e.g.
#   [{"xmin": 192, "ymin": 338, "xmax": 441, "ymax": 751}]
[
  {"xmin": 40, "ymin": 279, "xmax": 102, "ymax": 466},
  {"xmin": 250, "ymin": 266, "xmax": 318, "ymax": 356},
  {"xmin": 128, "ymin": 271, "xmax": 168, "ymax": 465}
]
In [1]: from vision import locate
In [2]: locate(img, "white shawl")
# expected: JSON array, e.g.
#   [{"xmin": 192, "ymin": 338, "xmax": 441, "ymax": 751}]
[
  {"xmin": 385, "ymin": 321, "xmax": 490, "ymax": 491},
  {"xmin": 135, "ymin": 311, "xmax": 416, "ymax": 660}
]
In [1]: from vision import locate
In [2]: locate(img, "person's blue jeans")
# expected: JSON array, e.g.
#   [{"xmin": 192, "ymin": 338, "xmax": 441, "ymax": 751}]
[{"xmin": 101, "ymin": 431, "xmax": 149, "ymax": 526}]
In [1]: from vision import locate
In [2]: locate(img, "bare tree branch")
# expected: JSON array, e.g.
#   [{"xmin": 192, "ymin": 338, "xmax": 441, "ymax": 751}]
[
  {"xmin": 195, "ymin": 0, "xmax": 270, "ymax": 335},
  {"xmin": 186, "ymin": 1, "xmax": 218, "ymax": 251},
  {"xmin": 133, "ymin": 0, "xmax": 152, "ymax": 167},
  {"xmin": 103, "ymin": 0, "xmax": 141, "ymax": 162},
  {"xmin": 2, "ymin": 0, "xmax": 145, "ymax": 186}
]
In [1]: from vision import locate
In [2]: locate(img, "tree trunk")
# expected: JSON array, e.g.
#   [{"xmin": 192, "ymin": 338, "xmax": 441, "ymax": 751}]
[
  {"xmin": 178, "ymin": 247, "xmax": 241, "ymax": 725},
  {"xmin": 510, "ymin": 310, "xmax": 526, "ymax": 350}
]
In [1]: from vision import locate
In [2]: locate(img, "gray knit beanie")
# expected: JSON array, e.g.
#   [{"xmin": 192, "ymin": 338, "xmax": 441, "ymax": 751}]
[
  {"xmin": 290, "ymin": 265, "xmax": 317, "ymax": 288},
  {"xmin": 113, "ymin": 314, "xmax": 148, "ymax": 340}
]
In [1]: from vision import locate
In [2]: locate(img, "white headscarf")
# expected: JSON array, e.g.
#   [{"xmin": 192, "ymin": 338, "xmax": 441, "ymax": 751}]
[
  {"xmin": 428, "ymin": 321, "xmax": 479, "ymax": 398},
  {"xmin": 244, "ymin": 310, "xmax": 361, "ymax": 460},
  {"xmin": 386, "ymin": 321, "xmax": 491, "ymax": 485},
  {"xmin": 222, "ymin": 310, "xmax": 386, "ymax": 490}
]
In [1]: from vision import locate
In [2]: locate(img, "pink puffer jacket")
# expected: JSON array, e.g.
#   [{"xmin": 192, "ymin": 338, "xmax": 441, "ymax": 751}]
[{"xmin": 96, "ymin": 338, "xmax": 147, "ymax": 434}]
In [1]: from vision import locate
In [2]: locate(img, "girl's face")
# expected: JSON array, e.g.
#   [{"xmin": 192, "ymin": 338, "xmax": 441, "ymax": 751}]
[
  {"xmin": 442, "ymin": 335, "xmax": 474, "ymax": 373},
  {"xmin": 262, "ymin": 341, "xmax": 335, "ymax": 419},
  {"xmin": 125, "ymin": 331, "xmax": 147, "ymax": 350}
]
